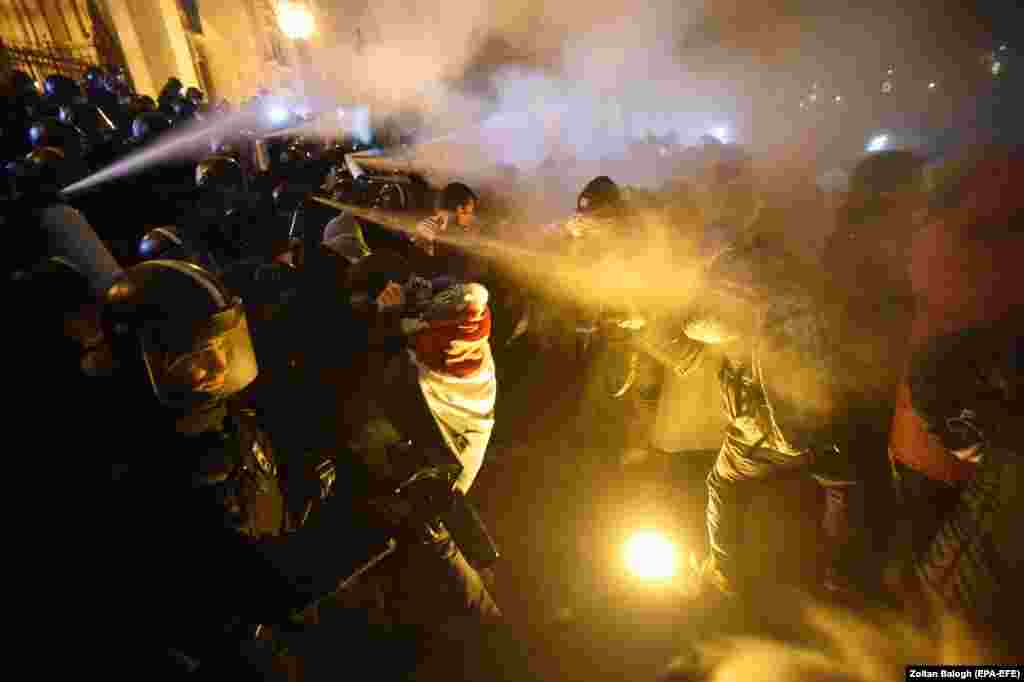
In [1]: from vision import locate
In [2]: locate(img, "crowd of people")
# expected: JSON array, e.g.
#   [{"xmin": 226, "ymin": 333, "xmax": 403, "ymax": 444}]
[{"xmin": 3, "ymin": 63, "xmax": 1021, "ymax": 680}]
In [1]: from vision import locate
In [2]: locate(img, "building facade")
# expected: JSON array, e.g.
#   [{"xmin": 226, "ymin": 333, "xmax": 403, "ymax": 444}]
[{"xmin": 1, "ymin": 0, "xmax": 323, "ymax": 103}]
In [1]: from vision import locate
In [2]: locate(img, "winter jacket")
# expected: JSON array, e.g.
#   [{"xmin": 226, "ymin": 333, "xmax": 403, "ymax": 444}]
[{"xmin": 890, "ymin": 220, "xmax": 1024, "ymax": 482}]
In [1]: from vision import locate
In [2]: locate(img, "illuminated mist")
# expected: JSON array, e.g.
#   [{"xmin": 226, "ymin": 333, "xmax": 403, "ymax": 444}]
[
  {"xmin": 59, "ymin": 0, "xmax": 997, "ymax": 373},
  {"xmin": 62, "ymin": 111, "xmax": 249, "ymax": 196},
  {"xmin": 314, "ymin": 197, "xmax": 709, "ymax": 318},
  {"xmin": 65, "ymin": 0, "xmax": 990, "ymax": 199},
  {"xmin": 663, "ymin": 597, "xmax": 1014, "ymax": 682}
]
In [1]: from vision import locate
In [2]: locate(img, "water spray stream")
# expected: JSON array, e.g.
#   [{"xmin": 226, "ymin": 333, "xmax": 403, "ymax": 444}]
[
  {"xmin": 61, "ymin": 110, "xmax": 264, "ymax": 196},
  {"xmin": 311, "ymin": 196, "xmax": 707, "ymax": 316}
]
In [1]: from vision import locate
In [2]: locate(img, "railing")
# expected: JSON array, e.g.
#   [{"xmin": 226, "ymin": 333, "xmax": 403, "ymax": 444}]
[{"xmin": 0, "ymin": 40, "xmax": 102, "ymax": 84}]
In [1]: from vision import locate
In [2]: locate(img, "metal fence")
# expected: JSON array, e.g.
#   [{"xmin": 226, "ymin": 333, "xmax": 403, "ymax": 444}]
[{"xmin": 1, "ymin": 40, "xmax": 102, "ymax": 85}]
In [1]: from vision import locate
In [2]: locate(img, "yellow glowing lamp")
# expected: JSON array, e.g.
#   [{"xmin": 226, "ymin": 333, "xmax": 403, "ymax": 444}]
[
  {"xmin": 623, "ymin": 530, "xmax": 679, "ymax": 581},
  {"xmin": 278, "ymin": 1, "xmax": 315, "ymax": 40}
]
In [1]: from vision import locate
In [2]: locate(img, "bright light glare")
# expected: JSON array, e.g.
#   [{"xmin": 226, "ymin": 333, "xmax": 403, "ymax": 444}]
[
  {"xmin": 709, "ymin": 125, "xmax": 730, "ymax": 143},
  {"xmin": 928, "ymin": 82, "xmax": 937, "ymax": 89},
  {"xmin": 267, "ymin": 106, "xmax": 290, "ymax": 126},
  {"xmin": 277, "ymin": 2, "xmax": 314, "ymax": 40},
  {"xmin": 623, "ymin": 530, "xmax": 678, "ymax": 580},
  {"xmin": 992, "ymin": 61, "xmax": 1003, "ymax": 76},
  {"xmin": 867, "ymin": 134, "xmax": 889, "ymax": 152}
]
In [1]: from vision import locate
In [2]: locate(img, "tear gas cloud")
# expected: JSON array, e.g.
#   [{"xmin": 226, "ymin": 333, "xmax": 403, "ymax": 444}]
[
  {"xmin": 314, "ymin": 0, "xmax": 756, "ymax": 173},
  {"xmin": 322, "ymin": 197, "xmax": 714, "ymax": 320},
  {"xmin": 309, "ymin": 0, "xmax": 987, "ymax": 180},
  {"xmin": 64, "ymin": 0, "xmax": 986, "ymax": 196}
]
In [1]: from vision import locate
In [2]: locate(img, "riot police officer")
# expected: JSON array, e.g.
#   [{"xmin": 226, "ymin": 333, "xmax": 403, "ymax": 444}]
[
  {"xmin": 129, "ymin": 110, "xmax": 173, "ymax": 146},
  {"xmin": 186, "ymin": 153, "xmax": 284, "ymax": 266},
  {"xmin": 117, "ymin": 111, "xmax": 196, "ymax": 236},
  {"xmin": 27, "ymin": 115, "xmax": 87, "ymax": 161},
  {"xmin": 81, "ymin": 65, "xmax": 121, "ymax": 120},
  {"xmin": 158, "ymin": 77, "xmax": 184, "ymax": 117},
  {"xmin": 57, "ymin": 101, "xmax": 120, "ymax": 165},
  {"xmin": 138, "ymin": 225, "xmax": 220, "ymax": 272},
  {"xmin": 8, "ymin": 118, "xmax": 89, "ymax": 202},
  {"xmin": 171, "ymin": 96, "xmax": 199, "ymax": 124},
  {"xmin": 102, "ymin": 260, "xmax": 405, "ymax": 678},
  {"xmin": 38, "ymin": 74, "xmax": 82, "ymax": 117},
  {"xmin": 1, "ymin": 70, "xmax": 40, "ymax": 158},
  {"xmin": 186, "ymin": 154, "xmax": 250, "ymax": 265}
]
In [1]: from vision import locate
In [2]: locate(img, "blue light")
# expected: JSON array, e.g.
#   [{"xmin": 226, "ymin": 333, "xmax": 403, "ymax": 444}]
[
  {"xmin": 267, "ymin": 106, "xmax": 290, "ymax": 126},
  {"xmin": 709, "ymin": 125, "xmax": 730, "ymax": 143},
  {"xmin": 866, "ymin": 134, "xmax": 889, "ymax": 152}
]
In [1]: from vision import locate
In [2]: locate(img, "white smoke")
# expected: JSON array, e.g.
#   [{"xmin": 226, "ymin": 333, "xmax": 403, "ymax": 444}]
[
  {"xmin": 65, "ymin": 0, "xmax": 989, "ymax": 196},
  {"xmin": 310, "ymin": 0, "xmax": 741, "ymax": 167},
  {"xmin": 303, "ymin": 0, "xmax": 989, "ymax": 185}
]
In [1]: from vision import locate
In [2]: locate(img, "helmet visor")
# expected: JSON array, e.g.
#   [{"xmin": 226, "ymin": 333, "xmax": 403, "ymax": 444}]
[{"xmin": 139, "ymin": 301, "xmax": 258, "ymax": 407}]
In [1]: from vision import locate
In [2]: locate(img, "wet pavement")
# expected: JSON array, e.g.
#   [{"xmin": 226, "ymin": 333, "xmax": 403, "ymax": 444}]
[
  {"xmin": 294, "ymin": 334, "xmax": 838, "ymax": 681},
  {"xmin": 467, "ymin": 338, "xmax": 830, "ymax": 681}
]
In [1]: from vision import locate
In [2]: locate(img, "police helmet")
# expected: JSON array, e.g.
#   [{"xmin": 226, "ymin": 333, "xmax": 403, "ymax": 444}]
[
  {"xmin": 160, "ymin": 78, "xmax": 183, "ymax": 98},
  {"xmin": 58, "ymin": 102, "xmax": 116, "ymax": 137},
  {"xmin": 27, "ymin": 117, "xmax": 84, "ymax": 158},
  {"xmin": 43, "ymin": 74, "xmax": 81, "ymax": 103},
  {"xmin": 195, "ymin": 155, "xmax": 244, "ymax": 194},
  {"xmin": 577, "ymin": 176, "xmax": 622, "ymax": 214},
  {"xmin": 131, "ymin": 112, "xmax": 173, "ymax": 143},
  {"xmin": 138, "ymin": 226, "xmax": 190, "ymax": 262},
  {"xmin": 171, "ymin": 97, "xmax": 198, "ymax": 122},
  {"xmin": 104, "ymin": 261, "xmax": 258, "ymax": 409},
  {"xmin": 82, "ymin": 66, "xmax": 106, "ymax": 88}
]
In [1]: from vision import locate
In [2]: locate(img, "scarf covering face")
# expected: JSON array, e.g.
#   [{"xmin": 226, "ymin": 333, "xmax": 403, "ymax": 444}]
[
  {"xmin": 412, "ymin": 283, "xmax": 492, "ymax": 377},
  {"xmin": 407, "ymin": 282, "xmax": 496, "ymax": 492}
]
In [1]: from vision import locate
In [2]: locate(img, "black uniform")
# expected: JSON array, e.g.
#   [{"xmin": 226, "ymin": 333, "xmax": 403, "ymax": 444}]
[
  {"xmin": 100, "ymin": 261, "xmax": 396, "ymax": 679},
  {"xmin": 111, "ymin": 404, "xmax": 376, "ymax": 677}
]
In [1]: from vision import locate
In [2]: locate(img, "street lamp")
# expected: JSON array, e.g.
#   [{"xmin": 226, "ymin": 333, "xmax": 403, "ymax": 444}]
[
  {"xmin": 623, "ymin": 530, "xmax": 679, "ymax": 581},
  {"xmin": 277, "ymin": 1, "xmax": 316, "ymax": 101},
  {"xmin": 277, "ymin": 1, "xmax": 315, "ymax": 40},
  {"xmin": 867, "ymin": 134, "xmax": 889, "ymax": 153}
]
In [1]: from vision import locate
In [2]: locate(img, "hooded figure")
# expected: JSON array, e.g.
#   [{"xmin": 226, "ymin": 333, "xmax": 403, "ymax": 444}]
[{"xmin": 403, "ymin": 282, "xmax": 496, "ymax": 492}]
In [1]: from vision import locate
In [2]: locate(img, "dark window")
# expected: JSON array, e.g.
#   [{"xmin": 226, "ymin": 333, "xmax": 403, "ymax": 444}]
[{"xmin": 178, "ymin": 0, "xmax": 203, "ymax": 34}]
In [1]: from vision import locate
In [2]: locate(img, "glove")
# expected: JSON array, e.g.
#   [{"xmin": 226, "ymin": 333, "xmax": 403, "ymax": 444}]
[
  {"xmin": 405, "ymin": 274, "xmax": 433, "ymax": 306},
  {"xmin": 375, "ymin": 280, "xmax": 405, "ymax": 310}
]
